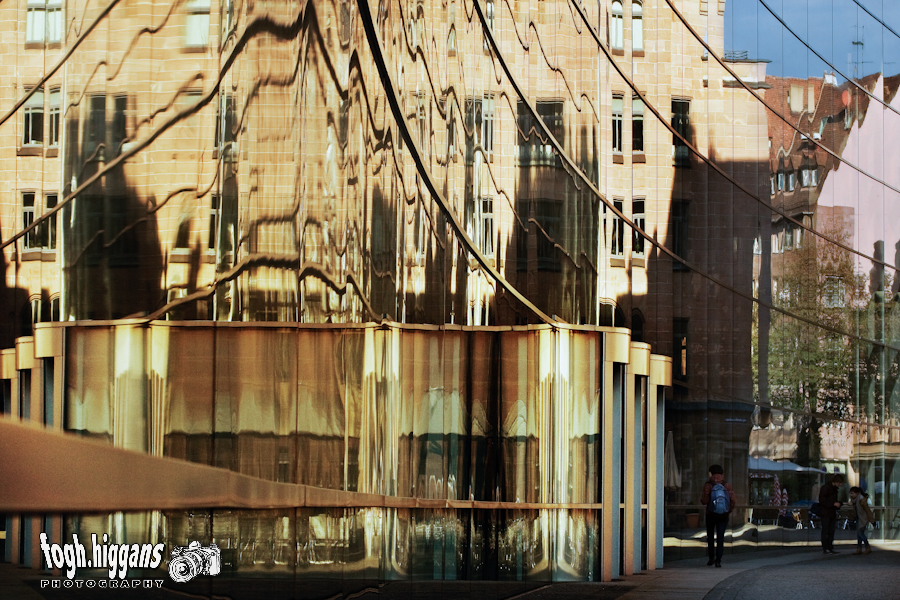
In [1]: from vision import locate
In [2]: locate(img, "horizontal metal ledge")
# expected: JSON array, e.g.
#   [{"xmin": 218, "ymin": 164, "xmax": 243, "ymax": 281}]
[{"xmin": 0, "ymin": 418, "xmax": 604, "ymax": 513}]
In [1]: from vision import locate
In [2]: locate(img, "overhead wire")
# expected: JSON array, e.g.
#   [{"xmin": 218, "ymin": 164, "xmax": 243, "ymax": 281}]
[
  {"xmin": 659, "ymin": 0, "xmax": 898, "ymax": 275},
  {"xmin": 463, "ymin": 0, "xmax": 900, "ymax": 352},
  {"xmin": 849, "ymin": 0, "xmax": 900, "ymax": 42}
]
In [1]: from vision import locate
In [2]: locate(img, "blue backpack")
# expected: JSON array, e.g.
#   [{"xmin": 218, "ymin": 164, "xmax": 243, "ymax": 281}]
[{"xmin": 710, "ymin": 483, "xmax": 730, "ymax": 514}]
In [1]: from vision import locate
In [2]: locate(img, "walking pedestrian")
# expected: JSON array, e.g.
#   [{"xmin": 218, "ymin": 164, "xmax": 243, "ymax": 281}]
[
  {"xmin": 818, "ymin": 473, "xmax": 844, "ymax": 554},
  {"xmin": 849, "ymin": 486, "xmax": 875, "ymax": 555},
  {"xmin": 701, "ymin": 464, "xmax": 736, "ymax": 567}
]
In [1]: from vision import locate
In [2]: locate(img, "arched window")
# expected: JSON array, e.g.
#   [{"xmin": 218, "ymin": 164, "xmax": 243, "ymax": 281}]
[
  {"xmin": 611, "ymin": 1, "xmax": 623, "ymax": 50},
  {"xmin": 632, "ymin": 1, "xmax": 643, "ymax": 51}
]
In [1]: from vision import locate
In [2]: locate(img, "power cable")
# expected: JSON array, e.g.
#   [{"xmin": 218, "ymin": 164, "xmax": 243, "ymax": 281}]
[
  {"xmin": 850, "ymin": 0, "xmax": 900, "ymax": 42},
  {"xmin": 757, "ymin": 0, "xmax": 900, "ymax": 118},
  {"xmin": 464, "ymin": 0, "xmax": 900, "ymax": 353},
  {"xmin": 659, "ymin": 0, "xmax": 899, "ymax": 275}
]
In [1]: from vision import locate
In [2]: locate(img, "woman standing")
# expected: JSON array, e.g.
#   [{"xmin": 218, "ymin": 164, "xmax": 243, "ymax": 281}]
[{"xmin": 849, "ymin": 486, "xmax": 875, "ymax": 555}]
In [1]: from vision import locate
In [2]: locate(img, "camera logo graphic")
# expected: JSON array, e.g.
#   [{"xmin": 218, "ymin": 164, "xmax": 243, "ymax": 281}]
[{"xmin": 168, "ymin": 541, "xmax": 221, "ymax": 583}]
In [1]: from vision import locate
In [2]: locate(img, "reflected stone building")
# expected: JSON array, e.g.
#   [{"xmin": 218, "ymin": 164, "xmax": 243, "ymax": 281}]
[{"xmin": 1, "ymin": 0, "xmax": 899, "ymax": 589}]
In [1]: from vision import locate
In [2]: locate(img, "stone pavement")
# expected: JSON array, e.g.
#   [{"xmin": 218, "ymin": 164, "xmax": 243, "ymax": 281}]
[{"xmin": 1, "ymin": 543, "xmax": 897, "ymax": 599}]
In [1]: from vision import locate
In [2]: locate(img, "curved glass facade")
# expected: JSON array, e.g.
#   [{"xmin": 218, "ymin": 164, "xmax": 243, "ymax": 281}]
[{"xmin": 0, "ymin": 0, "xmax": 899, "ymax": 585}]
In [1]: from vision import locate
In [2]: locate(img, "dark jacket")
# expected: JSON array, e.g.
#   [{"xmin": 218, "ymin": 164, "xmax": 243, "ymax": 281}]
[
  {"xmin": 701, "ymin": 474, "xmax": 736, "ymax": 514},
  {"xmin": 818, "ymin": 481, "xmax": 840, "ymax": 518}
]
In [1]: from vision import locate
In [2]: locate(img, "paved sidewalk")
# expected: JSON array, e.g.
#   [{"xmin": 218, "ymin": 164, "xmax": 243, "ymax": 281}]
[
  {"xmin": 616, "ymin": 543, "xmax": 900, "ymax": 600},
  {"xmin": 2, "ymin": 543, "xmax": 897, "ymax": 599}
]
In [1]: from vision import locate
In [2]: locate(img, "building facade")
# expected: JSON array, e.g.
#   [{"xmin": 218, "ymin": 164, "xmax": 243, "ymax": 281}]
[{"xmin": 0, "ymin": 0, "xmax": 898, "ymax": 589}]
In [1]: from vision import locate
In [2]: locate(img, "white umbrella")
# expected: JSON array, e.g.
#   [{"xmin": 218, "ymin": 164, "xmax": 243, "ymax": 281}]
[{"xmin": 665, "ymin": 431, "xmax": 681, "ymax": 489}]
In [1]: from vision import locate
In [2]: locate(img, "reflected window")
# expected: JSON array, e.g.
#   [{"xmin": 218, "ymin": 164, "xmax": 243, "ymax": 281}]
[
  {"xmin": 611, "ymin": 199, "xmax": 624, "ymax": 258},
  {"xmin": 215, "ymin": 90, "xmax": 236, "ymax": 161},
  {"xmin": 824, "ymin": 276, "xmax": 845, "ymax": 308},
  {"xmin": 466, "ymin": 95, "xmax": 494, "ymax": 162},
  {"xmin": 787, "ymin": 170, "xmax": 796, "ymax": 192},
  {"xmin": 802, "ymin": 165, "xmax": 818, "ymax": 187},
  {"xmin": 672, "ymin": 99, "xmax": 690, "ymax": 167},
  {"xmin": 22, "ymin": 192, "xmax": 37, "ymax": 250},
  {"xmin": 48, "ymin": 88, "xmax": 60, "ymax": 147},
  {"xmin": 416, "ymin": 92, "xmax": 428, "ymax": 148},
  {"xmin": 443, "ymin": 96, "xmax": 456, "ymax": 160},
  {"xmin": 777, "ymin": 171, "xmax": 784, "ymax": 191},
  {"xmin": 84, "ymin": 94, "xmax": 106, "ymax": 158},
  {"xmin": 112, "ymin": 95, "xmax": 128, "ymax": 153},
  {"xmin": 482, "ymin": 93, "xmax": 494, "ymax": 161},
  {"xmin": 611, "ymin": 1, "xmax": 623, "ymax": 50},
  {"xmin": 771, "ymin": 230, "xmax": 782, "ymax": 254},
  {"xmin": 632, "ymin": 96, "xmax": 644, "ymax": 153},
  {"xmin": 632, "ymin": 2, "xmax": 643, "ymax": 51},
  {"xmin": 448, "ymin": 2, "xmax": 457, "ymax": 55},
  {"xmin": 612, "ymin": 95, "xmax": 623, "ymax": 153},
  {"xmin": 221, "ymin": 0, "xmax": 234, "ymax": 41},
  {"xmin": 209, "ymin": 194, "xmax": 220, "ymax": 250},
  {"xmin": 770, "ymin": 176, "xmax": 775, "ymax": 196},
  {"xmin": 673, "ymin": 318, "xmax": 688, "ymax": 380},
  {"xmin": 481, "ymin": 197, "xmax": 494, "ymax": 257},
  {"xmin": 185, "ymin": 0, "xmax": 210, "ymax": 49},
  {"xmin": 517, "ymin": 100, "xmax": 564, "ymax": 167},
  {"xmin": 483, "ymin": 0, "xmax": 494, "ymax": 51},
  {"xmin": 26, "ymin": 0, "xmax": 62, "ymax": 44},
  {"xmin": 31, "ymin": 298, "xmax": 41, "ymax": 327},
  {"xmin": 22, "ymin": 88, "xmax": 43, "ymax": 147},
  {"xmin": 633, "ymin": 199, "xmax": 645, "ymax": 257},
  {"xmin": 45, "ymin": 193, "xmax": 57, "ymax": 250}
]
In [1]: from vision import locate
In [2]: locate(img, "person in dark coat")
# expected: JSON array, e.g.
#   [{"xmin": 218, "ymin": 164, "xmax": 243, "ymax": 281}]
[
  {"xmin": 701, "ymin": 464, "xmax": 736, "ymax": 567},
  {"xmin": 818, "ymin": 473, "xmax": 845, "ymax": 554}
]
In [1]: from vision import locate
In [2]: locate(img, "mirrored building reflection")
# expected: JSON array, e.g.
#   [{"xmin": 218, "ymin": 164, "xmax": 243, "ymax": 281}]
[{"xmin": 0, "ymin": 0, "xmax": 899, "ymax": 587}]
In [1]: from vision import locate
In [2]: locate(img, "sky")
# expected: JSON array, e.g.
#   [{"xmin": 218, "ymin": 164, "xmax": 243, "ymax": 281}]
[{"xmin": 725, "ymin": 0, "xmax": 900, "ymax": 80}]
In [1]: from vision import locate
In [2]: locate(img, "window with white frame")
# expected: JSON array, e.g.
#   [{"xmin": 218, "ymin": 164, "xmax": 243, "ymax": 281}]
[
  {"xmin": 220, "ymin": 0, "xmax": 234, "ymax": 41},
  {"xmin": 632, "ymin": 96, "xmax": 644, "ymax": 153},
  {"xmin": 45, "ymin": 193, "xmax": 58, "ymax": 250},
  {"xmin": 48, "ymin": 89, "xmax": 60, "ymax": 147},
  {"xmin": 611, "ymin": 199, "xmax": 625, "ymax": 257},
  {"xmin": 22, "ymin": 192, "xmax": 37, "ymax": 249},
  {"xmin": 185, "ymin": 0, "xmax": 210, "ymax": 49},
  {"xmin": 483, "ymin": 0, "xmax": 494, "ymax": 51},
  {"xmin": 802, "ymin": 165, "xmax": 818, "ymax": 187},
  {"xmin": 481, "ymin": 197, "xmax": 494, "ymax": 257},
  {"xmin": 612, "ymin": 95, "xmax": 623, "ymax": 153},
  {"xmin": 788, "ymin": 171, "xmax": 796, "ymax": 191},
  {"xmin": 632, "ymin": 1, "xmax": 643, "ymax": 50},
  {"xmin": 672, "ymin": 99, "xmax": 690, "ymax": 167},
  {"xmin": 22, "ymin": 89, "xmax": 43, "ymax": 147},
  {"xmin": 209, "ymin": 194, "xmax": 220, "ymax": 250},
  {"xmin": 481, "ymin": 93, "xmax": 494, "ymax": 161},
  {"xmin": 416, "ymin": 92, "xmax": 428, "ymax": 148},
  {"xmin": 26, "ymin": 0, "xmax": 62, "ymax": 44},
  {"xmin": 611, "ymin": 1, "xmax": 623, "ymax": 49},
  {"xmin": 632, "ymin": 199, "xmax": 645, "ymax": 257},
  {"xmin": 444, "ymin": 96, "xmax": 456, "ymax": 159},
  {"xmin": 448, "ymin": 2, "xmax": 457, "ymax": 54},
  {"xmin": 824, "ymin": 276, "xmax": 845, "ymax": 308}
]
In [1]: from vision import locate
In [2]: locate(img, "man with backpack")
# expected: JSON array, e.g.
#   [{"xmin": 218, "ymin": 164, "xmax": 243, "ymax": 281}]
[{"xmin": 701, "ymin": 464, "xmax": 736, "ymax": 567}]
